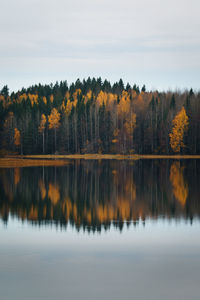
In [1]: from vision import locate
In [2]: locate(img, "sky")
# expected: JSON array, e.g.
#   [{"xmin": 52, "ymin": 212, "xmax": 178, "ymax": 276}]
[{"xmin": 0, "ymin": 0, "xmax": 200, "ymax": 92}]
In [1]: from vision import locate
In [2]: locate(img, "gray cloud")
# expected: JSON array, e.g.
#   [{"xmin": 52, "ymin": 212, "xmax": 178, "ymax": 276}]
[{"xmin": 0, "ymin": 0, "xmax": 200, "ymax": 91}]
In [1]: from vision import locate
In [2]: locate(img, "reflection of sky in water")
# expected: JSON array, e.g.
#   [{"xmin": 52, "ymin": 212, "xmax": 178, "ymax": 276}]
[
  {"xmin": 0, "ymin": 160, "xmax": 199, "ymax": 299},
  {"xmin": 1, "ymin": 218, "xmax": 200, "ymax": 300}
]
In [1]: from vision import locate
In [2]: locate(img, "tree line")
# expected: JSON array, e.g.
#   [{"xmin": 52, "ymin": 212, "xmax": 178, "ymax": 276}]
[{"xmin": 0, "ymin": 78, "xmax": 199, "ymax": 155}]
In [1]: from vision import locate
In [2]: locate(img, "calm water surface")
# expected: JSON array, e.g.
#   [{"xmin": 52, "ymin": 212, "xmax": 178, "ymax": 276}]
[{"xmin": 0, "ymin": 159, "xmax": 200, "ymax": 300}]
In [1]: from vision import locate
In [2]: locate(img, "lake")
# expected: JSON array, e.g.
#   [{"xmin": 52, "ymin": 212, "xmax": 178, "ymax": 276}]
[{"xmin": 0, "ymin": 159, "xmax": 200, "ymax": 300}]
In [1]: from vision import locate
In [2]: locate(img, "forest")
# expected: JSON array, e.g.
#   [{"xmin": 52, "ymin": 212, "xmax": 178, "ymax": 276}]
[{"xmin": 0, "ymin": 78, "xmax": 199, "ymax": 155}]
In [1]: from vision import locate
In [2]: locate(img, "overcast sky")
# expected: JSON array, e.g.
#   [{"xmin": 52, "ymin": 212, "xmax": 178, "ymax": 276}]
[{"xmin": 0, "ymin": 0, "xmax": 200, "ymax": 92}]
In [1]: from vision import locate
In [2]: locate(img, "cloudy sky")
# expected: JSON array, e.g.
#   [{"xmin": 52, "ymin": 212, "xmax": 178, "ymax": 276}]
[{"xmin": 0, "ymin": 0, "xmax": 200, "ymax": 92}]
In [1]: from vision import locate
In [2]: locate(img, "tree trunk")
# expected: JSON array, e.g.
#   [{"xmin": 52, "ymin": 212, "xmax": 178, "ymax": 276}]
[
  {"xmin": 43, "ymin": 131, "xmax": 45, "ymax": 154},
  {"xmin": 55, "ymin": 128, "xmax": 56, "ymax": 153}
]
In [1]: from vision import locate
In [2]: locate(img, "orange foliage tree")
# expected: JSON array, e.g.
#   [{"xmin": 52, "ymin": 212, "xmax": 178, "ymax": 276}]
[
  {"xmin": 48, "ymin": 108, "xmax": 61, "ymax": 152},
  {"xmin": 117, "ymin": 91, "xmax": 136, "ymax": 153},
  {"xmin": 48, "ymin": 183, "xmax": 60, "ymax": 205},
  {"xmin": 14, "ymin": 128, "xmax": 21, "ymax": 153},
  {"xmin": 169, "ymin": 107, "xmax": 189, "ymax": 153},
  {"xmin": 170, "ymin": 161, "xmax": 188, "ymax": 207},
  {"xmin": 14, "ymin": 168, "xmax": 21, "ymax": 185}
]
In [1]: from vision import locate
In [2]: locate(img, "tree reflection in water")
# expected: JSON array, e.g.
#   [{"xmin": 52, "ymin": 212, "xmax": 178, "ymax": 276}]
[{"xmin": 0, "ymin": 159, "xmax": 199, "ymax": 232}]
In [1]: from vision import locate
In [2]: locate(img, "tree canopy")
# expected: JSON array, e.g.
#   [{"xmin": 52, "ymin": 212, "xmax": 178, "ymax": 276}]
[{"xmin": 0, "ymin": 78, "xmax": 199, "ymax": 155}]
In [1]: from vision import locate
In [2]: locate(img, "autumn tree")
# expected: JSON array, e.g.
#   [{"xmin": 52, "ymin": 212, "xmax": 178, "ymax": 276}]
[
  {"xmin": 117, "ymin": 91, "xmax": 136, "ymax": 153},
  {"xmin": 14, "ymin": 128, "xmax": 21, "ymax": 153},
  {"xmin": 38, "ymin": 114, "xmax": 46, "ymax": 153},
  {"xmin": 48, "ymin": 183, "xmax": 60, "ymax": 205},
  {"xmin": 169, "ymin": 106, "xmax": 189, "ymax": 153},
  {"xmin": 170, "ymin": 161, "xmax": 188, "ymax": 207},
  {"xmin": 48, "ymin": 108, "xmax": 61, "ymax": 153},
  {"xmin": 14, "ymin": 168, "xmax": 21, "ymax": 185},
  {"xmin": 0, "ymin": 78, "xmax": 199, "ymax": 155}
]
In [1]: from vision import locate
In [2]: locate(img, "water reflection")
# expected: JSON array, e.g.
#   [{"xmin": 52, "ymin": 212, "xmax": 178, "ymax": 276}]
[
  {"xmin": 170, "ymin": 162, "xmax": 188, "ymax": 207},
  {"xmin": 0, "ymin": 160, "xmax": 199, "ymax": 231}
]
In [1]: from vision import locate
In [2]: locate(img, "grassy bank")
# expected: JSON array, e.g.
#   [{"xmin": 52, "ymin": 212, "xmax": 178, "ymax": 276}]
[{"xmin": 0, "ymin": 158, "xmax": 71, "ymax": 168}]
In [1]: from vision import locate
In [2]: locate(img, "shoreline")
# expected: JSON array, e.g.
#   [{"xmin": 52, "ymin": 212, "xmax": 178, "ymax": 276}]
[
  {"xmin": 0, "ymin": 154, "xmax": 200, "ymax": 168},
  {"xmin": 7, "ymin": 154, "xmax": 200, "ymax": 159}
]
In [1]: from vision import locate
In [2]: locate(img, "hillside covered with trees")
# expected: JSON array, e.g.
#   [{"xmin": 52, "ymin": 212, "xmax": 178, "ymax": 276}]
[{"xmin": 0, "ymin": 78, "xmax": 199, "ymax": 155}]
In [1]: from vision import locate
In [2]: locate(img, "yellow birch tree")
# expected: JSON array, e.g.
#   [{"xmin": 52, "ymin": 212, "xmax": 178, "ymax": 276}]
[
  {"xmin": 170, "ymin": 161, "xmax": 188, "ymax": 207},
  {"xmin": 14, "ymin": 128, "xmax": 20, "ymax": 146},
  {"xmin": 169, "ymin": 106, "xmax": 189, "ymax": 153},
  {"xmin": 48, "ymin": 108, "xmax": 61, "ymax": 152}
]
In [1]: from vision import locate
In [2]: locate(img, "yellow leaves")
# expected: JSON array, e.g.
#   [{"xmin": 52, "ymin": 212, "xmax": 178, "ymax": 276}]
[
  {"xmin": 96, "ymin": 91, "xmax": 107, "ymax": 106},
  {"xmin": 117, "ymin": 199, "xmax": 131, "ymax": 220},
  {"xmin": 48, "ymin": 183, "xmax": 60, "ymax": 205},
  {"xmin": 0, "ymin": 95, "xmax": 5, "ymax": 101},
  {"xmin": 96, "ymin": 91, "xmax": 117, "ymax": 108},
  {"xmin": 62, "ymin": 196, "xmax": 72, "ymax": 220},
  {"xmin": 86, "ymin": 90, "xmax": 92, "ymax": 99},
  {"xmin": 19, "ymin": 93, "xmax": 28, "ymax": 101},
  {"xmin": 14, "ymin": 128, "xmax": 20, "ymax": 146},
  {"xmin": 170, "ymin": 162, "xmax": 188, "ymax": 207},
  {"xmin": 65, "ymin": 99, "xmax": 73, "ymax": 116},
  {"xmin": 14, "ymin": 168, "xmax": 20, "ymax": 185},
  {"xmin": 85, "ymin": 90, "xmax": 92, "ymax": 103},
  {"xmin": 86, "ymin": 210, "xmax": 92, "ymax": 224},
  {"xmin": 71, "ymin": 89, "xmax": 81, "ymax": 108},
  {"xmin": 15, "ymin": 93, "xmax": 38, "ymax": 106},
  {"xmin": 50, "ymin": 94, "xmax": 54, "ymax": 103},
  {"xmin": 107, "ymin": 93, "xmax": 117, "ymax": 106},
  {"xmin": 48, "ymin": 108, "xmax": 61, "ymax": 130},
  {"xmin": 28, "ymin": 94, "xmax": 38, "ymax": 106},
  {"xmin": 61, "ymin": 101, "xmax": 65, "ymax": 111},
  {"xmin": 73, "ymin": 89, "xmax": 82, "ymax": 99},
  {"xmin": 117, "ymin": 90, "xmax": 136, "ymax": 137},
  {"xmin": 62, "ymin": 91, "xmax": 78, "ymax": 111},
  {"xmin": 28, "ymin": 205, "xmax": 38, "ymax": 220},
  {"xmin": 43, "ymin": 96, "xmax": 47, "ymax": 105},
  {"xmin": 112, "ymin": 129, "xmax": 119, "ymax": 143},
  {"xmin": 169, "ymin": 106, "xmax": 189, "ymax": 153},
  {"xmin": 73, "ymin": 99, "xmax": 78, "ymax": 108},
  {"xmin": 112, "ymin": 139, "xmax": 118, "ymax": 143},
  {"xmin": 65, "ymin": 91, "xmax": 70, "ymax": 100},
  {"xmin": 38, "ymin": 114, "xmax": 46, "ymax": 133},
  {"xmin": 137, "ymin": 94, "xmax": 144, "ymax": 102},
  {"xmin": 118, "ymin": 91, "xmax": 130, "ymax": 115},
  {"xmin": 39, "ymin": 179, "xmax": 46, "ymax": 200},
  {"xmin": 133, "ymin": 93, "xmax": 145, "ymax": 112}
]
